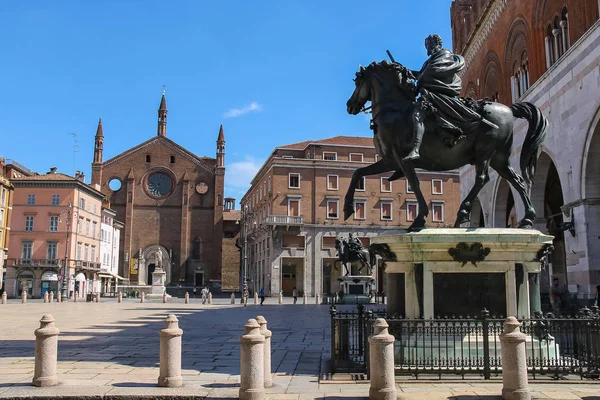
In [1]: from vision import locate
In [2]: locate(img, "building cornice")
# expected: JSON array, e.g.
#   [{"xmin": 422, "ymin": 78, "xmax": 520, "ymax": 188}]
[{"xmin": 459, "ymin": 0, "xmax": 511, "ymax": 75}]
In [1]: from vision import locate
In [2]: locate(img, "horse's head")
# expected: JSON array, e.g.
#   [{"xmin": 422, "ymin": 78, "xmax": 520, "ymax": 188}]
[{"xmin": 346, "ymin": 60, "xmax": 416, "ymax": 115}]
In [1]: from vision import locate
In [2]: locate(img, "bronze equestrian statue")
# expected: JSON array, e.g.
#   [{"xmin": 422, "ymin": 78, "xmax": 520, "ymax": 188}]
[
  {"xmin": 335, "ymin": 233, "xmax": 373, "ymax": 276},
  {"xmin": 345, "ymin": 34, "xmax": 547, "ymax": 230}
]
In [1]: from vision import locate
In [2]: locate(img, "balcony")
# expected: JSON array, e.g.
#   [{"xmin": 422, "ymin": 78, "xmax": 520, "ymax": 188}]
[
  {"xmin": 6, "ymin": 259, "xmax": 61, "ymax": 267},
  {"xmin": 264, "ymin": 215, "xmax": 303, "ymax": 227}
]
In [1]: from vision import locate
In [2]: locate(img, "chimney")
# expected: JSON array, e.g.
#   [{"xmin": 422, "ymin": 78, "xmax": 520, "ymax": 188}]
[
  {"xmin": 48, "ymin": 167, "xmax": 58, "ymax": 174},
  {"xmin": 78, "ymin": 172, "xmax": 85, "ymax": 182}
]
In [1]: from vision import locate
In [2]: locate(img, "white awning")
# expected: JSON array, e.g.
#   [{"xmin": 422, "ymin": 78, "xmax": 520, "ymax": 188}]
[
  {"xmin": 41, "ymin": 271, "xmax": 58, "ymax": 281},
  {"xmin": 75, "ymin": 272, "xmax": 86, "ymax": 282},
  {"xmin": 98, "ymin": 273, "xmax": 112, "ymax": 279},
  {"xmin": 99, "ymin": 272, "xmax": 125, "ymax": 280}
]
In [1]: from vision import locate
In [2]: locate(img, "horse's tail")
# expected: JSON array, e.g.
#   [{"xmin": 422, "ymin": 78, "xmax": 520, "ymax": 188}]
[{"xmin": 510, "ymin": 102, "xmax": 548, "ymax": 185}]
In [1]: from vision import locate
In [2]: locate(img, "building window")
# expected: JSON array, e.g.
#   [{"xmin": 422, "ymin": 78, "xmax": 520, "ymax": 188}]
[
  {"xmin": 381, "ymin": 201, "xmax": 393, "ymax": 221},
  {"xmin": 49, "ymin": 216, "xmax": 59, "ymax": 232},
  {"xmin": 85, "ymin": 220, "xmax": 90, "ymax": 236},
  {"xmin": 381, "ymin": 177, "xmax": 392, "ymax": 192},
  {"xmin": 354, "ymin": 200, "xmax": 366, "ymax": 220},
  {"xmin": 92, "ymin": 222, "xmax": 97, "ymax": 238},
  {"xmin": 327, "ymin": 175, "xmax": 338, "ymax": 190},
  {"xmin": 406, "ymin": 201, "xmax": 418, "ymax": 221},
  {"xmin": 78, "ymin": 217, "xmax": 83, "ymax": 234},
  {"xmin": 25, "ymin": 215, "xmax": 34, "ymax": 232},
  {"xmin": 146, "ymin": 154, "xmax": 151, "ymax": 162},
  {"xmin": 21, "ymin": 241, "xmax": 33, "ymax": 260},
  {"xmin": 349, "ymin": 153, "xmax": 364, "ymax": 162},
  {"xmin": 356, "ymin": 177, "xmax": 366, "ymax": 191},
  {"xmin": 327, "ymin": 200, "xmax": 339, "ymax": 219},
  {"xmin": 192, "ymin": 237, "xmax": 201, "ymax": 260},
  {"xmin": 170, "ymin": 155, "xmax": 175, "ymax": 163},
  {"xmin": 432, "ymin": 202, "xmax": 444, "ymax": 222},
  {"xmin": 51, "ymin": 194, "xmax": 60, "ymax": 206},
  {"xmin": 93, "ymin": 204, "xmax": 97, "ymax": 214},
  {"xmin": 0, "ymin": 209, "xmax": 4, "ymax": 225},
  {"xmin": 432, "ymin": 179, "xmax": 443, "ymax": 194},
  {"xmin": 406, "ymin": 181, "xmax": 414, "ymax": 193},
  {"xmin": 27, "ymin": 194, "xmax": 36, "ymax": 205},
  {"xmin": 323, "ymin": 151, "xmax": 337, "ymax": 161},
  {"xmin": 288, "ymin": 199, "xmax": 300, "ymax": 217},
  {"xmin": 268, "ymin": 176, "xmax": 271, "ymax": 191},
  {"xmin": 84, "ymin": 244, "xmax": 89, "ymax": 261},
  {"xmin": 91, "ymin": 246, "xmax": 96, "ymax": 263},
  {"xmin": 375, "ymin": 154, "xmax": 380, "ymax": 162},
  {"xmin": 281, "ymin": 155, "xmax": 293, "ymax": 159},
  {"xmin": 79, "ymin": 197, "xmax": 85, "ymax": 209},
  {"xmin": 47, "ymin": 241, "xmax": 58, "ymax": 260},
  {"xmin": 1, "ymin": 188, "xmax": 6, "ymax": 205},
  {"xmin": 77, "ymin": 243, "xmax": 82, "ymax": 260},
  {"xmin": 322, "ymin": 236, "xmax": 337, "ymax": 249},
  {"xmin": 289, "ymin": 173, "xmax": 300, "ymax": 189}
]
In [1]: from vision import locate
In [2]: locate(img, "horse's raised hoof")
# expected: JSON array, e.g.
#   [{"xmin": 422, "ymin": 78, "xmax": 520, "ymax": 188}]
[
  {"xmin": 454, "ymin": 210, "xmax": 471, "ymax": 227},
  {"xmin": 517, "ymin": 218, "xmax": 534, "ymax": 229}
]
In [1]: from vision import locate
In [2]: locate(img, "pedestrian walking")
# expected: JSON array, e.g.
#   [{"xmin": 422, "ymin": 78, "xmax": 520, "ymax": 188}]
[
  {"xmin": 293, "ymin": 287, "xmax": 298, "ymax": 304},
  {"xmin": 260, "ymin": 287, "xmax": 265, "ymax": 305},
  {"xmin": 201, "ymin": 287, "xmax": 209, "ymax": 304},
  {"xmin": 594, "ymin": 285, "xmax": 600, "ymax": 307},
  {"xmin": 193, "ymin": 286, "xmax": 197, "ymax": 298}
]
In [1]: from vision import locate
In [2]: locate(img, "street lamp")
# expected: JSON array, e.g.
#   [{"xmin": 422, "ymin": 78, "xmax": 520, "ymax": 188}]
[{"xmin": 59, "ymin": 201, "xmax": 78, "ymax": 300}]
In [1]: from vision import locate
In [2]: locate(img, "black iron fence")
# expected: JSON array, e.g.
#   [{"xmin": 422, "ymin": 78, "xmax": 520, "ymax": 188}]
[{"xmin": 330, "ymin": 305, "xmax": 600, "ymax": 379}]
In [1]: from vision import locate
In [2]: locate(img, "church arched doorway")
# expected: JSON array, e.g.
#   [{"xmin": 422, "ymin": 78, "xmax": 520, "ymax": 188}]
[{"xmin": 583, "ymin": 112, "xmax": 600, "ymax": 297}]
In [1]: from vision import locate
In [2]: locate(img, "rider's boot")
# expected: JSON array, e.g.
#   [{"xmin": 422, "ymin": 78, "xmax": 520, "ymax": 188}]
[{"xmin": 403, "ymin": 104, "xmax": 425, "ymax": 162}]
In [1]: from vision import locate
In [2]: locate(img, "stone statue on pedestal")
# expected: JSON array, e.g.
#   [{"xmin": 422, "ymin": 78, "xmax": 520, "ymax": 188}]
[{"xmin": 335, "ymin": 234, "xmax": 373, "ymax": 276}]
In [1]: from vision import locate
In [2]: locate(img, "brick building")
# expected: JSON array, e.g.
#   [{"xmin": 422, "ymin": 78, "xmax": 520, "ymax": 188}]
[
  {"xmin": 5, "ymin": 168, "xmax": 105, "ymax": 299},
  {"xmin": 241, "ymin": 136, "xmax": 461, "ymax": 297},
  {"xmin": 451, "ymin": 0, "xmax": 600, "ymax": 300},
  {"xmin": 89, "ymin": 94, "xmax": 231, "ymax": 291}
]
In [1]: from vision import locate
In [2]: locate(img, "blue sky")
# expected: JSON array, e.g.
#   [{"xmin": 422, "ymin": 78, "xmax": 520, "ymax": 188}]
[{"xmin": 0, "ymin": 0, "xmax": 454, "ymax": 200}]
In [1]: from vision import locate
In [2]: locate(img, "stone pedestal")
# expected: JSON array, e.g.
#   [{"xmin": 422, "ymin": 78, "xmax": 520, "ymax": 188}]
[
  {"xmin": 147, "ymin": 268, "xmax": 170, "ymax": 300},
  {"xmin": 231, "ymin": 293, "xmax": 236, "ymax": 304},
  {"xmin": 185, "ymin": 292, "xmax": 189, "ymax": 304},
  {"xmin": 371, "ymin": 228, "xmax": 552, "ymax": 319},
  {"xmin": 2, "ymin": 292, "xmax": 7, "ymax": 304},
  {"xmin": 208, "ymin": 292, "xmax": 213, "ymax": 304},
  {"xmin": 21, "ymin": 290, "xmax": 27, "ymax": 303},
  {"xmin": 33, "ymin": 314, "xmax": 59, "ymax": 387},
  {"xmin": 49, "ymin": 291, "xmax": 54, "ymax": 303},
  {"xmin": 256, "ymin": 316, "xmax": 272, "ymax": 388},
  {"xmin": 337, "ymin": 275, "xmax": 374, "ymax": 304},
  {"xmin": 57, "ymin": 292, "xmax": 62, "ymax": 303},
  {"xmin": 43, "ymin": 292, "xmax": 48, "ymax": 303}
]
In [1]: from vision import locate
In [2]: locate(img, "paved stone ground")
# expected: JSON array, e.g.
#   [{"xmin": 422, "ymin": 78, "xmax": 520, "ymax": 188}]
[{"xmin": 0, "ymin": 298, "xmax": 599, "ymax": 399}]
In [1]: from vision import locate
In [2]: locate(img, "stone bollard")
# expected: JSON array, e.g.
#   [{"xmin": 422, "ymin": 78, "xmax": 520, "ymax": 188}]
[
  {"xmin": 74, "ymin": 292, "xmax": 79, "ymax": 302},
  {"xmin": 22, "ymin": 290, "xmax": 27, "ymax": 303},
  {"xmin": 43, "ymin": 292, "xmax": 49, "ymax": 303},
  {"xmin": 33, "ymin": 314, "xmax": 60, "ymax": 387},
  {"xmin": 163, "ymin": 293, "xmax": 168, "ymax": 303},
  {"xmin": 239, "ymin": 319, "xmax": 265, "ymax": 400},
  {"xmin": 2, "ymin": 292, "xmax": 7, "ymax": 304},
  {"xmin": 500, "ymin": 317, "xmax": 530, "ymax": 400},
  {"xmin": 49, "ymin": 291, "xmax": 54, "ymax": 303},
  {"xmin": 254, "ymin": 292, "xmax": 258, "ymax": 305},
  {"xmin": 117, "ymin": 292, "xmax": 122, "ymax": 303},
  {"xmin": 158, "ymin": 314, "xmax": 183, "ymax": 387},
  {"xmin": 303, "ymin": 293, "xmax": 308, "ymax": 304},
  {"xmin": 278, "ymin": 292, "xmax": 283, "ymax": 304},
  {"xmin": 95, "ymin": 293, "xmax": 100, "ymax": 303},
  {"xmin": 256, "ymin": 316, "xmax": 272, "ymax": 388},
  {"xmin": 368, "ymin": 318, "xmax": 396, "ymax": 400},
  {"xmin": 316, "ymin": 293, "xmax": 320, "ymax": 305},
  {"xmin": 140, "ymin": 292, "xmax": 145, "ymax": 303},
  {"xmin": 231, "ymin": 293, "xmax": 235, "ymax": 304},
  {"xmin": 185, "ymin": 292, "xmax": 189, "ymax": 304},
  {"xmin": 208, "ymin": 292, "xmax": 213, "ymax": 304},
  {"xmin": 57, "ymin": 292, "xmax": 62, "ymax": 303}
]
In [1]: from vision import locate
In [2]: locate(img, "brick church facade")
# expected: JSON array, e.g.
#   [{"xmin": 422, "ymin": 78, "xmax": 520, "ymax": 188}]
[{"xmin": 90, "ymin": 94, "xmax": 231, "ymax": 290}]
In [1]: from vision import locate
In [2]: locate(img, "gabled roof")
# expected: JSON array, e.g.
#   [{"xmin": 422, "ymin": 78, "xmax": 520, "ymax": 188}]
[
  {"xmin": 102, "ymin": 136, "xmax": 216, "ymax": 174},
  {"xmin": 13, "ymin": 172, "xmax": 78, "ymax": 182},
  {"xmin": 278, "ymin": 136, "xmax": 374, "ymax": 150}
]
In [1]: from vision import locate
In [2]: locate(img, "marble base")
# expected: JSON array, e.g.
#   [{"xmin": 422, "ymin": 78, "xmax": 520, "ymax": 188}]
[
  {"xmin": 337, "ymin": 275, "xmax": 374, "ymax": 304},
  {"xmin": 146, "ymin": 268, "xmax": 170, "ymax": 299}
]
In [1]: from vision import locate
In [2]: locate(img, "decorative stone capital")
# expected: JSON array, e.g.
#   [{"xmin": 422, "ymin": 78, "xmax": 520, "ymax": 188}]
[
  {"xmin": 369, "ymin": 318, "xmax": 395, "ymax": 345},
  {"xmin": 241, "ymin": 319, "xmax": 264, "ymax": 343},
  {"xmin": 160, "ymin": 314, "xmax": 183, "ymax": 337},
  {"xmin": 256, "ymin": 315, "xmax": 272, "ymax": 338},
  {"xmin": 35, "ymin": 314, "xmax": 60, "ymax": 337},
  {"xmin": 501, "ymin": 316, "xmax": 526, "ymax": 343}
]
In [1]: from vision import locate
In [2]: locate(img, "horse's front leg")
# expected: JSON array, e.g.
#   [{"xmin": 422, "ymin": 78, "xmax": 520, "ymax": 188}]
[
  {"xmin": 402, "ymin": 161, "xmax": 429, "ymax": 230},
  {"xmin": 344, "ymin": 160, "xmax": 394, "ymax": 220}
]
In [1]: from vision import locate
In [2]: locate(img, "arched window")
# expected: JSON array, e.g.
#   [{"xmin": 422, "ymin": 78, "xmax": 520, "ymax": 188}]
[
  {"xmin": 145, "ymin": 154, "xmax": 151, "ymax": 163},
  {"xmin": 545, "ymin": 24, "xmax": 555, "ymax": 68},
  {"xmin": 192, "ymin": 237, "xmax": 201, "ymax": 260},
  {"xmin": 553, "ymin": 16, "xmax": 563, "ymax": 58}
]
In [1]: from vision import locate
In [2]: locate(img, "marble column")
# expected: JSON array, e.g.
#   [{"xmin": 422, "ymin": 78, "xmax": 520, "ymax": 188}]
[
  {"xmin": 528, "ymin": 273, "xmax": 541, "ymax": 315},
  {"xmin": 553, "ymin": 29, "xmax": 561, "ymax": 59},
  {"xmin": 516, "ymin": 265, "xmax": 530, "ymax": 318},
  {"xmin": 506, "ymin": 268, "xmax": 518, "ymax": 317},
  {"xmin": 423, "ymin": 264, "xmax": 434, "ymax": 319},
  {"xmin": 560, "ymin": 20, "xmax": 569, "ymax": 51},
  {"xmin": 544, "ymin": 36, "xmax": 552, "ymax": 68}
]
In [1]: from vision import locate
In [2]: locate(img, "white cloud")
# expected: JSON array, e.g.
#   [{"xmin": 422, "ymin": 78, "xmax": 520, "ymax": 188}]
[
  {"xmin": 225, "ymin": 157, "xmax": 263, "ymax": 190},
  {"xmin": 223, "ymin": 101, "xmax": 262, "ymax": 118}
]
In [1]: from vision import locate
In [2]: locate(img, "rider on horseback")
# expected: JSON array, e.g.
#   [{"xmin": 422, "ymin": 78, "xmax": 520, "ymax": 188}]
[
  {"xmin": 347, "ymin": 233, "xmax": 363, "ymax": 255},
  {"xmin": 403, "ymin": 34, "xmax": 498, "ymax": 161}
]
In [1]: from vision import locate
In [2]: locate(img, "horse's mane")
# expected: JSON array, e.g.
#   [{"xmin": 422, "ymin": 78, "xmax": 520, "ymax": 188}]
[{"xmin": 363, "ymin": 60, "xmax": 416, "ymax": 95}]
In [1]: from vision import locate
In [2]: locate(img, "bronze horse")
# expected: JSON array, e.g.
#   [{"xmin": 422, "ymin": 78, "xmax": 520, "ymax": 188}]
[
  {"xmin": 335, "ymin": 237, "xmax": 373, "ymax": 276},
  {"xmin": 345, "ymin": 61, "xmax": 547, "ymax": 230}
]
